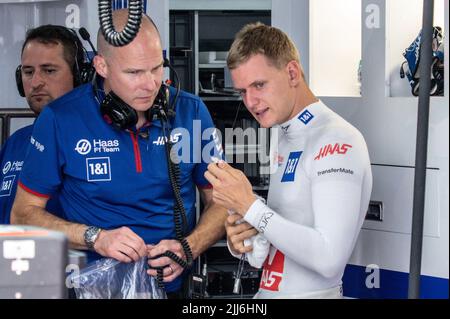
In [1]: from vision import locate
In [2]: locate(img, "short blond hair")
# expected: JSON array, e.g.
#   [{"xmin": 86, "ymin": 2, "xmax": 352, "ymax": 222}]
[{"xmin": 227, "ymin": 22, "xmax": 300, "ymax": 70}]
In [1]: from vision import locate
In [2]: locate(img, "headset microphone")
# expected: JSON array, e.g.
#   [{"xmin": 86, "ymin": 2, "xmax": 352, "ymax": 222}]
[
  {"xmin": 78, "ymin": 27, "xmax": 98, "ymax": 56},
  {"xmin": 78, "ymin": 27, "xmax": 98, "ymax": 84}
]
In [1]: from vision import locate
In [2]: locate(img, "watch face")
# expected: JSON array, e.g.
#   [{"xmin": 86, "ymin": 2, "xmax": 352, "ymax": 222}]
[{"xmin": 85, "ymin": 226, "xmax": 100, "ymax": 248}]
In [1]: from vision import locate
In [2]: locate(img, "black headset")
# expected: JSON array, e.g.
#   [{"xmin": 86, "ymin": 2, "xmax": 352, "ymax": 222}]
[
  {"xmin": 99, "ymin": 58, "xmax": 180, "ymax": 130},
  {"xmin": 15, "ymin": 25, "xmax": 95, "ymax": 97}
]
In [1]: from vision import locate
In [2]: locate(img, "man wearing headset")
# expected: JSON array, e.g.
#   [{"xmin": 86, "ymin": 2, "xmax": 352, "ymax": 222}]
[
  {"xmin": 11, "ymin": 9, "xmax": 227, "ymax": 298},
  {"xmin": 205, "ymin": 23, "xmax": 373, "ymax": 298},
  {"xmin": 1, "ymin": 25, "xmax": 81, "ymax": 223}
]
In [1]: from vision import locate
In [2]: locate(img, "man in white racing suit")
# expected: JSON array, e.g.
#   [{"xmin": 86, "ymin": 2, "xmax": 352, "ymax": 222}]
[{"xmin": 204, "ymin": 23, "xmax": 372, "ymax": 298}]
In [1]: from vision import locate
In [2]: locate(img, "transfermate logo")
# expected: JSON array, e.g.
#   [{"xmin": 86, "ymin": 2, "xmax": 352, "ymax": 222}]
[
  {"xmin": 314, "ymin": 143, "xmax": 352, "ymax": 161},
  {"xmin": 75, "ymin": 139, "xmax": 92, "ymax": 155},
  {"xmin": 317, "ymin": 167, "xmax": 354, "ymax": 176}
]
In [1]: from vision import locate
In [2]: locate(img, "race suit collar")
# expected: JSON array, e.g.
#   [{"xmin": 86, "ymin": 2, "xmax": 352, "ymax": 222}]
[{"xmin": 278, "ymin": 100, "xmax": 324, "ymax": 136}]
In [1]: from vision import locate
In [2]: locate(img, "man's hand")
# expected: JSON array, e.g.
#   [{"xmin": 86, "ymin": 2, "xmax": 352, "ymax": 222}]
[
  {"xmin": 93, "ymin": 226, "xmax": 147, "ymax": 263},
  {"xmin": 204, "ymin": 161, "xmax": 256, "ymax": 216},
  {"xmin": 226, "ymin": 213, "xmax": 258, "ymax": 255},
  {"xmin": 147, "ymin": 240, "xmax": 186, "ymax": 282}
]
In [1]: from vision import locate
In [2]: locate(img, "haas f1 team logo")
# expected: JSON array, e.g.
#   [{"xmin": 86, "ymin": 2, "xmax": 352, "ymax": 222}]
[
  {"xmin": 260, "ymin": 250, "xmax": 285, "ymax": 291},
  {"xmin": 75, "ymin": 139, "xmax": 92, "ymax": 155},
  {"xmin": 314, "ymin": 143, "xmax": 352, "ymax": 161}
]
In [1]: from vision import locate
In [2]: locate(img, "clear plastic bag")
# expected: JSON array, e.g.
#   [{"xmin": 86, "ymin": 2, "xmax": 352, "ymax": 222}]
[{"xmin": 70, "ymin": 257, "xmax": 166, "ymax": 299}]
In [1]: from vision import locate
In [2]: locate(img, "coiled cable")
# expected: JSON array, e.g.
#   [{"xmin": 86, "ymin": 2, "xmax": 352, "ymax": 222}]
[
  {"xmin": 153, "ymin": 106, "xmax": 193, "ymax": 289},
  {"xmin": 98, "ymin": 0, "xmax": 143, "ymax": 47}
]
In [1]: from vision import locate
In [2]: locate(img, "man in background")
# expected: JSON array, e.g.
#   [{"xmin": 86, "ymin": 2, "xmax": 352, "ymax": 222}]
[{"xmin": 1, "ymin": 25, "xmax": 83, "ymax": 222}]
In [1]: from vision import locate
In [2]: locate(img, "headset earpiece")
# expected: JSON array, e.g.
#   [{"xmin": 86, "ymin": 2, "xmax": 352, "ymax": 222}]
[
  {"xmin": 15, "ymin": 65, "xmax": 25, "ymax": 97},
  {"xmin": 80, "ymin": 61, "xmax": 96, "ymax": 85},
  {"xmin": 100, "ymin": 91, "xmax": 138, "ymax": 130},
  {"xmin": 16, "ymin": 25, "xmax": 96, "ymax": 98},
  {"xmin": 100, "ymin": 60, "xmax": 177, "ymax": 131}
]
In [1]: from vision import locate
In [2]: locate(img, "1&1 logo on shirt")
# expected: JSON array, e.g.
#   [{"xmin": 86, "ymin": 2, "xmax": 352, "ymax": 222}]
[
  {"xmin": 298, "ymin": 110, "xmax": 314, "ymax": 125},
  {"xmin": 86, "ymin": 157, "xmax": 111, "ymax": 182},
  {"xmin": 281, "ymin": 151, "xmax": 302, "ymax": 182},
  {"xmin": 0, "ymin": 175, "xmax": 16, "ymax": 197}
]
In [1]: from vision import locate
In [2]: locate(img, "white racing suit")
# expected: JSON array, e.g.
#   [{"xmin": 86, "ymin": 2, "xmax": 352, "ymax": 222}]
[{"xmin": 230, "ymin": 100, "xmax": 372, "ymax": 298}]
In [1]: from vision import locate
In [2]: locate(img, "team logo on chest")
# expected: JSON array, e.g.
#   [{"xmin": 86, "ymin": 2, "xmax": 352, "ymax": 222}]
[
  {"xmin": 2, "ymin": 161, "xmax": 23, "ymax": 174},
  {"xmin": 0, "ymin": 175, "xmax": 15, "ymax": 197},
  {"xmin": 2, "ymin": 161, "xmax": 12, "ymax": 174},
  {"xmin": 152, "ymin": 133, "xmax": 182, "ymax": 146},
  {"xmin": 75, "ymin": 139, "xmax": 91, "ymax": 155},
  {"xmin": 281, "ymin": 151, "xmax": 302, "ymax": 182},
  {"xmin": 75, "ymin": 139, "xmax": 120, "ymax": 155},
  {"xmin": 314, "ymin": 143, "xmax": 352, "ymax": 161},
  {"xmin": 86, "ymin": 157, "xmax": 111, "ymax": 182}
]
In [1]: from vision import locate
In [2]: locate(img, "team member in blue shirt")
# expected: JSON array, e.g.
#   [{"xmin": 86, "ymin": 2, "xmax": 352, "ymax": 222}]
[
  {"xmin": 1, "ymin": 25, "xmax": 82, "ymax": 223},
  {"xmin": 11, "ymin": 10, "xmax": 227, "ymax": 296}
]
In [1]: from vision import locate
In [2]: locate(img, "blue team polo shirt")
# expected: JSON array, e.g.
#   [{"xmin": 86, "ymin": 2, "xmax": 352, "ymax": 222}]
[
  {"xmin": 19, "ymin": 82, "xmax": 223, "ymax": 292},
  {"xmin": 0, "ymin": 124, "xmax": 62, "ymax": 223}
]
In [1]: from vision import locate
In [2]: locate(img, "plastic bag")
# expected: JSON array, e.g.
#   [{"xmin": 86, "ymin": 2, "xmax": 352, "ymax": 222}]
[{"xmin": 70, "ymin": 257, "xmax": 166, "ymax": 299}]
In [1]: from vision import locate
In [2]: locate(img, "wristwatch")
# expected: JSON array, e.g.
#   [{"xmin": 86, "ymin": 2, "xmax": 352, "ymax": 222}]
[{"xmin": 84, "ymin": 226, "xmax": 102, "ymax": 250}]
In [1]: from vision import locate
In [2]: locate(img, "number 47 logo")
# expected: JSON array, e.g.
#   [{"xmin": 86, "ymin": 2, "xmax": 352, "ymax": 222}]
[{"xmin": 86, "ymin": 157, "xmax": 111, "ymax": 182}]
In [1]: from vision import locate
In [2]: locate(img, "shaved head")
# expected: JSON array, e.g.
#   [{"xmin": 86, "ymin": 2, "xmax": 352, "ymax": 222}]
[
  {"xmin": 93, "ymin": 8, "xmax": 165, "ymax": 127},
  {"xmin": 97, "ymin": 9, "xmax": 160, "ymax": 57}
]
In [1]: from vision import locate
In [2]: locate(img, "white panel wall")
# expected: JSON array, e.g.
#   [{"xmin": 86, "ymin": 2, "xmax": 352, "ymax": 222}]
[
  {"xmin": 170, "ymin": 0, "xmax": 271, "ymax": 11},
  {"xmin": 271, "ymin": 0, "xmax": 310, "ymax": 82},
  {"xmin": 310, "ymin": 0, "xmax": 362, "ymax": 97}
]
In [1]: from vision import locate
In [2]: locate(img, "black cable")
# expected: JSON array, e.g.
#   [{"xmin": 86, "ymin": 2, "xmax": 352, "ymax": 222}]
[
  {"xmin": 98, "ymin": 0, "xmax": 143, "ymax": 47},
  {"xmin": 230, "ymin": 101, "xmax": 243, "ymax": 131},
  {"xmin": 223, "ymin": 100, "xmax": 243, "ymax": 156},
  {"xmin": 152, "ymin": 103, "xmax": 193, "ymax": 290},
  {"xmin": 163, "ymin": 58, "xmax": 181, "ymax": 117}
]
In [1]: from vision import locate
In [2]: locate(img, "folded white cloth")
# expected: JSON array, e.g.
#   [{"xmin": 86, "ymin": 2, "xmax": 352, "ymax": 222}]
[
  {"xmin": 243, "ymin": 233, "xmax": 270, "ymax": 268},
  {"xmin": 227, "ymin": 194, "xmax": 270, "ymax": 268}
]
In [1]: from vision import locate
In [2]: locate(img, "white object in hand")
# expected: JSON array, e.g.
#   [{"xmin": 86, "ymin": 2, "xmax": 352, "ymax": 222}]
[{"xmin": 228, "ymin": 209, "xmax": 270, "ymax": 269}]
